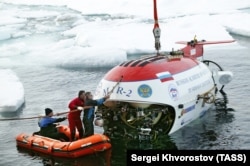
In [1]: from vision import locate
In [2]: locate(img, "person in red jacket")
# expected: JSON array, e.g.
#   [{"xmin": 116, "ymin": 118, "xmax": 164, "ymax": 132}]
[{"xmin": 68, "ymin": 90, "xmax": 86, "ymax": 141}]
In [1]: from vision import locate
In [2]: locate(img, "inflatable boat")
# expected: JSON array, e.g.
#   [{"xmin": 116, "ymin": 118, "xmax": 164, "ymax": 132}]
[{"xmin": 16, "ymin": 125, "xmax": 111, "ymax": 158}]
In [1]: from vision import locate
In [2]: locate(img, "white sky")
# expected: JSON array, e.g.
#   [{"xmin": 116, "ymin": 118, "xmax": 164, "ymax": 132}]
[{"xmin": 0, "ymin": 0, "xmax": 249, "ymax": 112}]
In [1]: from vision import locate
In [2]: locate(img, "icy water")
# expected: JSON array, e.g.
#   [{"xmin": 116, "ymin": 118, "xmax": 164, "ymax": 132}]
[{"xmin": 1, "ymin": 2, "xmax": 250, "ymax": 166}]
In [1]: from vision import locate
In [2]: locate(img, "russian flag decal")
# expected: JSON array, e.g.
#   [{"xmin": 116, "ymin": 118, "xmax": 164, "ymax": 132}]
[{"xmin": 156, "ymin": 71, "xmax": 173, "ymax": 82}]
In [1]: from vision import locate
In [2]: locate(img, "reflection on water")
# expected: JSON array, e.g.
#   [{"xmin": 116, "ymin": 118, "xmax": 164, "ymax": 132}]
[
  {"xmin": 17, "ymin": 147, "xmax": 111, "ymax": 166},
  {"xmin": 109, "ymin": 135, "xmax": 178, "ymax": 166},
  {"xmin": 215, "ymin": 109, "xmax": 235, "ymax": 123},
  {"xmin": 171, "ymin": 108, "xmax": 236, "ymax": 150}
]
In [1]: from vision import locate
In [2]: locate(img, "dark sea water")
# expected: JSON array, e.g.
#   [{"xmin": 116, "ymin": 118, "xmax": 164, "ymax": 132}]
[{"xmin": 0, "ymin": 2, "xmax": 250, "ymax": 166}]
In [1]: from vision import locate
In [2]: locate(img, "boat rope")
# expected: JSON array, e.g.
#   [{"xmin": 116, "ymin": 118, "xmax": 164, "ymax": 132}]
[
  {"xmin": 0, "ymin": 107, "xmax": 90, "ymax": 121},
  {"xmin": 107, "ymin": 75, "xmax": 123, "ymax": 95},
  {"xmin": 102, "ymin": 76, "xmax": 123, "ymax": 107},
  {"xmin": 197, "ymin": 86, "xmax": 216, "ymax": 104},
  {"xmin": 153, "ymin": 0, "xmax": 161, "ymax": 55}
]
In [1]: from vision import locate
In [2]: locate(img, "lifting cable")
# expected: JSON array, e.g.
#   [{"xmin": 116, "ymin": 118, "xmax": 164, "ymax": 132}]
[{"xmin": 153, "ymin": 0, "xmax": 161, "ymax": 54}]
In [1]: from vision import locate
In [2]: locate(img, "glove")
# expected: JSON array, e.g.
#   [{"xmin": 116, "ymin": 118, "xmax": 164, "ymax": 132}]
[
  {"xmin": 104, "ymin": 94, "xmax": 110, "ymax": 100},
  {"xmin": 77, "ymin": 106, "xmax": 84, "ymax": 111}
]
